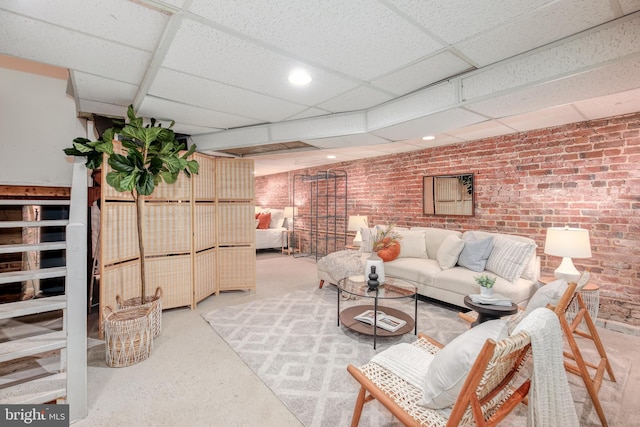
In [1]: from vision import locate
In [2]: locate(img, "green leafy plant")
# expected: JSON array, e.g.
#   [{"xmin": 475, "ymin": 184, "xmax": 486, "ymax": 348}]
[
  {"xmin": 474, "ymin": 274, "xmax": 497, "ymax": 288},
  {"xmin": 64, "ymin": 105, "xmax": 199, "ymax": 300}
]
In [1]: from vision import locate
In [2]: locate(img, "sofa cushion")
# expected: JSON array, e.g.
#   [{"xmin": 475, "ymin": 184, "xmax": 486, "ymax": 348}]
[
  {"xmin": 398, "ymin": 229, "xmax": 428, "ymax": 258},
  {"xmin": 437, "ymin": 234, "xmax": 465, "ymax": 270},
  {"xmin": 416, "ymin": 228, "xmax": 462, "ymax": 259},
  {"xmin": 466, "ymin": 231, "xmax": 537, "ymax": 281},
  {"xmin": 485, "ymin": 236, "xmax": 536, "ymax": 283},
  {"xmin": 384, "ymin": 258, "xmax": 440, "ymax": 287},
  {"xmin": 457, "ymin": 235, "xmax": 494, "ymax": 272},
  {"xmin": 359, "ymin": 226, "xmax": 378, "ymax": 253},
  {"xmin": 420, "ymin": 319, "xmax": 509, "ymax": 409}
]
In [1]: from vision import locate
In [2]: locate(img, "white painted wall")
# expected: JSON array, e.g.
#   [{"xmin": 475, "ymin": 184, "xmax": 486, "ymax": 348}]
[{"xmin": 0, "ymin": 67, "xmax": 86, "ymax": 187}]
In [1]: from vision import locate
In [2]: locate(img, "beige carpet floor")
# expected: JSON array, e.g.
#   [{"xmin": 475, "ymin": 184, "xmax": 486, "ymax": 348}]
[{"xmin": 71, "ymin": 252, "xmax": 640, "ymax": 426}]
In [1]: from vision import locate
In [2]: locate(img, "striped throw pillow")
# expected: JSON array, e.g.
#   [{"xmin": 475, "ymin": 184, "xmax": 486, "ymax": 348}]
[{"xmin": 485, "ymin": 236, "xmax": 536, "ymax": 282}]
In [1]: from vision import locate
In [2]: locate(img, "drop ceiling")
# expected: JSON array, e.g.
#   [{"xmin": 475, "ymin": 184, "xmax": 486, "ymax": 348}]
[{"xmin": 1, "ymin": 0, "xmax": 639, "ymax": 176}]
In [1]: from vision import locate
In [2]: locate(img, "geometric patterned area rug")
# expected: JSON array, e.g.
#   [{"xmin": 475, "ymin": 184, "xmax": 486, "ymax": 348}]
[{"xmin": 203, "ymin": 288, "xmax": 629, "ymax": 427}]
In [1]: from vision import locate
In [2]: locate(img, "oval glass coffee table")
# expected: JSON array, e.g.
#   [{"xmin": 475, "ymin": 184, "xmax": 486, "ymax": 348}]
[{"xmin": 337, "ymin": 275, "xmax": 418, "ymax": 349}]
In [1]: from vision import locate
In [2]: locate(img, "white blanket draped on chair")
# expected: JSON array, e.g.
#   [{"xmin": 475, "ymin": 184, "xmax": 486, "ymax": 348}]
[{"xmin": 512, "ymin": 307, "xmax": 579, "ymax": 427}]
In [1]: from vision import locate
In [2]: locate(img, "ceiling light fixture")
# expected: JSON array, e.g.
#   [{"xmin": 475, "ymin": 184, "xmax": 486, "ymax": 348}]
[
  {"xmin": 422, "ymin": 135, "xmax": 435, "ymax": 141},
  {"xmin": 288, "ymin": 68, "xmax": 312, "ymax": 85}
]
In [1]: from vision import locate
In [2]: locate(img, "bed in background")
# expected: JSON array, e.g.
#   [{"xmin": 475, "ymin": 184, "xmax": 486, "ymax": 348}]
[{"xmin": 255, "ymin": 208, "xmax": 288, "ymax": 251}]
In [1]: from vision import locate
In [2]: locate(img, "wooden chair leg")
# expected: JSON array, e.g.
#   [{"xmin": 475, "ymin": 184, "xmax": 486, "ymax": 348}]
[
  {"xmin": 350, "ymin": 386, "xmax": 366, "ymax": 427},
  {"xmin": 574, "ymin": 294, "xmax": 616, "ymax": 382},
  {"xmin": 319, "ymin": 279, "xmax": 325, "ymax": 289}
]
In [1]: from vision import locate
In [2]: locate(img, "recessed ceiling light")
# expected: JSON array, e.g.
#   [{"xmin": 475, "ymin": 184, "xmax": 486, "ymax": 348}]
[
  {"xmin": 288, "ymin": 68, "xmax": 312, "ymax": 85},
  {"xmin": 422, "ymin": 135, "xmax": 435, "ymax": 141},
  {"xmin": 327, "ymin": 155, "xmax": 336, "ymax": 159}
]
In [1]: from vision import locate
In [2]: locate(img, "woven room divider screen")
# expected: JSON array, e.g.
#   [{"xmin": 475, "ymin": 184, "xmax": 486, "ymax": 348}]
[{"xmin": 99, "ymin": 144, "xmax": 255, "ymax": 331}]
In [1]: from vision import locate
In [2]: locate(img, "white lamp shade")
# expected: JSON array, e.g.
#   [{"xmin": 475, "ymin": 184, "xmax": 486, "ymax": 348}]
[
  {"xmin": 544, "ymin": 227, "xmax": 592, "ymax": 258},
  {"xmin": 348, "ymin": 215, "xmax": 368, "ymax": 246},
  {"xmin": 283, "ymin": 206, "xmax": 297, "ymax": 218},
  {"xmin": 544, "ymin": 227, "xmax": 591, "ymax": 282}
]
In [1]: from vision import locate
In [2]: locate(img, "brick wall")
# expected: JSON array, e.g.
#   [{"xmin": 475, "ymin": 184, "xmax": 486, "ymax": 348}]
[{"xmin": 256, "ymin": 112, "xmax": 640, "ymax": 327}]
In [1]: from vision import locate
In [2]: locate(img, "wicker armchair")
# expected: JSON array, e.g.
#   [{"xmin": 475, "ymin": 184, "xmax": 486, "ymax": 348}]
[{"xmin": 347, "ymin": 330, "xmax": 531, "ymax": 426}]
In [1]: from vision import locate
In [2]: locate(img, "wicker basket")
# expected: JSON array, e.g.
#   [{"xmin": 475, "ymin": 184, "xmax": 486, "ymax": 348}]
[
  {"xmin": 103, "ymin": 305, "xmax": 153, "ymax": 367},
  {"xmin": 116, "ymin": 287, "xmax": 163, "ymax": 338}
]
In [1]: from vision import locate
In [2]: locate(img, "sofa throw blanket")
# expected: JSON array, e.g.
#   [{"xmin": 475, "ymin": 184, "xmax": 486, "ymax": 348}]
[{"xmin": 322, "ymin": 250, "xmax": 364, "ymax": 281}]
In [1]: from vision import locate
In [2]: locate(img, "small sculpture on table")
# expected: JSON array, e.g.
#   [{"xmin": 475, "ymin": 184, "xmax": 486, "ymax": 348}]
[{"xmin": 367, "ymin": 266, "xmax": 380, "ymax": 290}]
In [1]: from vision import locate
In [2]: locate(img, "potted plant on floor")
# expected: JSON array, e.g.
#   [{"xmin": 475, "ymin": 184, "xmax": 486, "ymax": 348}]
[{"xmin": 64, "ymin": 105, "xmax": 199, "ymax": 360}]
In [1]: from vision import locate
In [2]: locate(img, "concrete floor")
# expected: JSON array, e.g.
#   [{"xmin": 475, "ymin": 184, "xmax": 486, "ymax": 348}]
[{"xmin": 73, "ymin": 252, "xmax": 640, "ymax": 426}]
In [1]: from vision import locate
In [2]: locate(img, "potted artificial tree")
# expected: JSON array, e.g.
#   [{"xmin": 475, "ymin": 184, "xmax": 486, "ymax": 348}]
[{"xmin": 64, "ymin": 105, "xmax": 198, "ymax": 359}]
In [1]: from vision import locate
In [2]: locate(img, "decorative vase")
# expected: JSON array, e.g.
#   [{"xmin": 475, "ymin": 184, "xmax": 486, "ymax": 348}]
[
  {"xmin": 480, "ymin": 286, "xmax": 494, "ymax": 298},
  {"xmin": 367, "ymin": 266, "xmax": 380, "ymax": 290},
  {"xmin": 365, "ymin": 253, "xmax": 385, "ymax": 284}
]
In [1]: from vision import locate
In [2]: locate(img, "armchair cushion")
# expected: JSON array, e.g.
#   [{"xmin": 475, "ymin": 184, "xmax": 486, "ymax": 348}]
[{"xmin": 420, "ymin": 319, "xmax": 509, "ymax": 409}]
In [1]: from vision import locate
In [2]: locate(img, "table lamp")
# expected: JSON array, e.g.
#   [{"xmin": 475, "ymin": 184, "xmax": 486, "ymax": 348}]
[
  {"xmin": 347, "ymin": 215, "xmax": 368, "ymax": 246},
  {"xmin": 544, "ymin": 226, "xmax": 592, "ymax": 282}
]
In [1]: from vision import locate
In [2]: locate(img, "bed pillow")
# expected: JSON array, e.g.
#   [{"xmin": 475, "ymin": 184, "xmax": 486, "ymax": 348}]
[
  {"xmin": 485, "ymin": 236, "xmax": 536, "ymax": 283},
  {"xmin": 436, "ymin": 234, "xmax": 464, "ymax": 270},
  {"xmin": 256, "ymin": 212, "xmax": 271, "ymax": 229},
  {"xmin": 420, "ymin": 319, "xmax": 508, "ymax": 409},
  {"xmin": 269, "ymin": 209, "xmax": 285, "ymax": 229},
  {"xmin": 457, "ymin": 236, "xmax": 494, "ymax": 272}
]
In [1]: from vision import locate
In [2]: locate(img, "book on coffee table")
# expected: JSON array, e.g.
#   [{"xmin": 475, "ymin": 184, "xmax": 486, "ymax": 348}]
[
  {"xmin": 354, "ymin": 309, "xmax": 407, "ymax": 332},
  {"xmin": 469, "ymin": 293, "xmax": 513, "ymax": 306}
]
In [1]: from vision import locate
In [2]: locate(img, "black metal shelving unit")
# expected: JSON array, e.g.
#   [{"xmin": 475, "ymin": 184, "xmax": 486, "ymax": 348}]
[{"xmin": 292, "ymin": 170, "xmax": 347, "ymax": 261}]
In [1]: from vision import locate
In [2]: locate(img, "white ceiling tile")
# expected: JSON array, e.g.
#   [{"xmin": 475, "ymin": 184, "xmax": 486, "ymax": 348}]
[
  {"xmin": 456, "ymin": 0, "xmax": 616, "ymax": 66},
  {"xmin": 1, "ymin": 0, "xmax": 167, "ymax": 51},
  {"xmin": 462, "ymin": 15, "xmax": 640, "ymax": 101},
  {"xmin": 387, "ymin": 0, "xmax": 555, "ymax": 44},
  {"xmin": 370, "ymin": 108, "xmax": 487, "ymax": 141},
  {"xmin": 372, "ymin": 51, "xmax": 474, "ymax": 95},
  {"xmin": 444, "ymin": 119, "xmax": 517, "ymax": 141},
  {"xmin": 162, "ymin": 18, "xmax": 358, "ymax": 106},
  {"xmin": 139, "ymin": 96, "xmax": 258, "ymax": 129},
  {"xmin": 619, "ymin": 0, "xmax": 640, "ymax": 14},
  {"xmin": 192, "ymin": 126, "xmax": 270, "ymax": 152},
  {"xmin": 316, "ymin": 86, "xmax": 393, "ymax": 113},
  {"xmin": 150, "ymin": 68, "xmax": 308, "ymax": 122},
  {"xmin": 71, "ymin": 72, "xmax": 138, "ymax": 106},
  {"xmin": 0, "ymin": 12, "xmax": 150, "ymax": 84},
  {"xmin": 188, "ymin": 0, "xmax": 443, "ymax": 80},
  {"xmin": 284, "ymin": 107, "xmax": 333, "ymax": 121},
  {"xmin": 465, "ymin": 56, "xmax": 640, "ymax": 118},
  {"xmin": 573, "ymin": 88, "xmax": 640, "ymax": 120},
  {"xmin": 303, "ymin": 133, "xmax": 390, "ymax": 149},
  {"xmin": 497, "ymin": 104, "xmax": 586, "ymax": 132}
]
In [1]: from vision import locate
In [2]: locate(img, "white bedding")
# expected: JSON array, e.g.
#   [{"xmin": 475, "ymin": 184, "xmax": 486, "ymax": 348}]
[{"xmin": 256, "ymin": 227, "xmax": 286, "ymax": 250}]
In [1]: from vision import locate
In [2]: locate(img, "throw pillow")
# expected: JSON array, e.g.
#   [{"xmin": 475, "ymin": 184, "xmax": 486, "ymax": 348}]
[
  {"xmin": 378, "ymin": 244, "xmax": 401, "ymax": 262},
  {"xmin": 522, "ymin": 279, "xmax": 568, "ymax": 317},
  {"xmin": 485, "ymin": 236, "xmax": 536, "ymax": 283},
  {"xmin": 420, "ymin": 319, "xmax": 508, "ymax": 409},
  {"xmin": 457, "ymin": 236, "xmax": 494, "ymax": 272},
  {"xmin": 256, "ymin": 212, "xmax": 271, "ymax": 229},
  {"xmin": 436, "ymin": 234, "xmax": 465, "ymax": 270},
  {"xmin": 398, "ymin": 230, "xmax": 428, "ymax": 258}
]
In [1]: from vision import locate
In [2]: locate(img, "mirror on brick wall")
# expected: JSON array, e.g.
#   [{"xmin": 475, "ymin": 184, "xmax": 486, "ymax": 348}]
[{"xmin": 423, "ymin": 173, "xmax": 474, "ymax": 216}]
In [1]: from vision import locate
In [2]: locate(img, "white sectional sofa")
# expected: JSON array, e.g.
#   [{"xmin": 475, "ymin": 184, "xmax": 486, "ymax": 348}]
[{"xmin": 317, "ymin": 226, "xmax": 540, "ymax": 308}]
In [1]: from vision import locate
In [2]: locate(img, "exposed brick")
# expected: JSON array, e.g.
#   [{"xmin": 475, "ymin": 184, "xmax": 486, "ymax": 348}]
[{"xmin": 256, "ymin": 111, "xmax": 640, "ymax": 328}]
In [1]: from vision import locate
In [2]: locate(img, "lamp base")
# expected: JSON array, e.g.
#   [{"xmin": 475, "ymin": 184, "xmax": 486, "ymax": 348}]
[
  {"xmin": 352, "ymin": 230, "xmax": 363, "ymax": 247},
  {"xmin": 554, "ymin": 257, "xmax": 581, "ymax": 283}
]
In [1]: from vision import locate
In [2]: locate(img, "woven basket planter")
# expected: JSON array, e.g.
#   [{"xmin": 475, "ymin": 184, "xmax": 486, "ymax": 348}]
[
  {"xmin": 103, "ymin": 305, "xmax": 153, "ymax": 367},
  {"xmin": 116, "ymin": 287, "xmax": 163, "ymax": 338}
]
